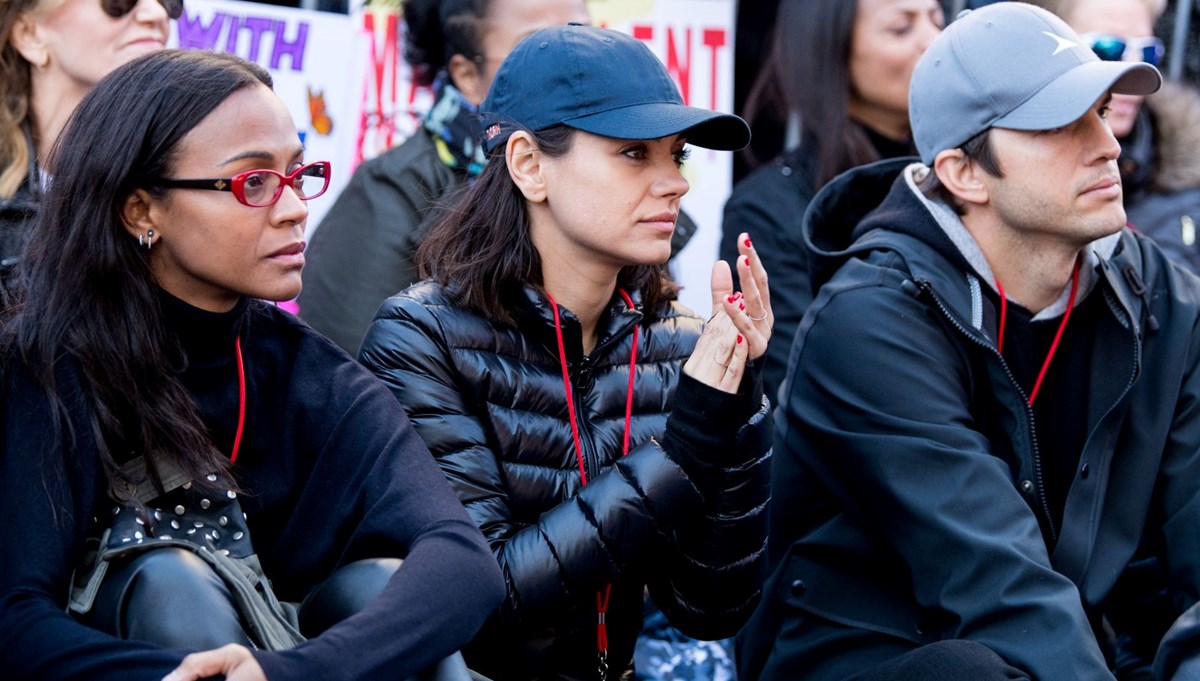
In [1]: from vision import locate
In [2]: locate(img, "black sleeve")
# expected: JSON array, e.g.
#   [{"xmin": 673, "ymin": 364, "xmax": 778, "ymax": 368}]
[{"xmin": 0, "ymin": 360, "xmax": 189, "ymax": 679}]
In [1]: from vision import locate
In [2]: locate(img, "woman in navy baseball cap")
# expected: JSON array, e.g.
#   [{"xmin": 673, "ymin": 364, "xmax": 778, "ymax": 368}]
[{"xmin": 360, "ymin": 24, "xmax": 772, "ymax": 681}]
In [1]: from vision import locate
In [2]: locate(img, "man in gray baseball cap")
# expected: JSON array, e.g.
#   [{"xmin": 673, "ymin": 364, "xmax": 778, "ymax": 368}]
[{"xmin": 738, "ymin": 3, "xmax": 1200, "ymax": 680}]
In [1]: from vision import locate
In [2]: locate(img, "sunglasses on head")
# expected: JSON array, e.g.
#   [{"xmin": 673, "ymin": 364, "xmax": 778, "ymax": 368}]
[
  {"xmin": 100, "ymin": 0, "xmax": 183, "ymax": 20},
  {"xmin": 1082, "ymin": 33, "xmax": 1164, "ymax": 67}
]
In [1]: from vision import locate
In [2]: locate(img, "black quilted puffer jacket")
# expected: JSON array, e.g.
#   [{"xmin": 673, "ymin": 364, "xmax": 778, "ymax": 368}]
[{"xmin": 360, "ymin": 282, "xmax": 771, "ymax": 681}]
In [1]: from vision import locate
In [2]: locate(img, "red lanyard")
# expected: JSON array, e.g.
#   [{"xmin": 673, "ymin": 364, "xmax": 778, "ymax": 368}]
[
  {"xmin": 229, "ymin": 336, "xmax": 246, "ymax": 463},
  {"xmin": 994, "ymin": 259, "xmax": 1082, "ymax": 406},
  {"xmin": 545, "ymin": 289, "xmax": 638, "ymax": 681}
]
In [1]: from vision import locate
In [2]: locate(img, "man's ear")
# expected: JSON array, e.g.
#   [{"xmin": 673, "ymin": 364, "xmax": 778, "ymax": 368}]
[
  {"xmin": 932, "ymin": 148, "xmax": 990, "ymax": 207},
  {"xmin": 447, "ymin": 53, "xmax": 485, "ymax": 107},
  {"xmin": 506, "ymin": 132, "xmax": 546, "ymax": 203},
  {"xmin": 9, "ymin": 12, "xmax": 49, "ymax": 69},
  {"xmin": 120, "ymin": 189, "xmax": 159, "ymax": 241}
]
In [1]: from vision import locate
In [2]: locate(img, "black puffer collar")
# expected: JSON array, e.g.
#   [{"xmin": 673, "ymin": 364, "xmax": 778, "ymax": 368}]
[{"xmin": 512, "ymin": 285, "xmax": 645, "ymax": 361}]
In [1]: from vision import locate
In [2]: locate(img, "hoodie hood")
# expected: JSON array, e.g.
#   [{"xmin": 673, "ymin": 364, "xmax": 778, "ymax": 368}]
[
  {"xmin": 803, "ymin": 157, "xmax": 1120, "ymax": 324},
  {"xmin": 803, "ymin": 157, "xmax": 972, "ymax": 297}
]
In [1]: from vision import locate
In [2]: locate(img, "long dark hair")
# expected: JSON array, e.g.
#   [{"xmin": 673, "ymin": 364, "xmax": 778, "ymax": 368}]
[
  {"xmin": 741, "ymin": 0, "xmax": 879, "ymax": 185},
  {"xmin": 6, "ymin": 49, "xmax": 272, "ymax": 494},
  {"xmin": 403, "ymin": 0, "xmax": 491, "ymax": 86},
  {"xmin": 417, "ymin": 125, "xmax": 679, "ymax": 327}
]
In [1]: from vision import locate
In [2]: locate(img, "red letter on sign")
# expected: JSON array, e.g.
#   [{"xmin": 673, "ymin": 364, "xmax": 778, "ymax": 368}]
[
  {"xmin": 666, "ymin": 26, "xmax": 692, "ymax": 105},
  {"xmin": 703, "ymin": 28, "xmax": 727, "ymax": 111}
]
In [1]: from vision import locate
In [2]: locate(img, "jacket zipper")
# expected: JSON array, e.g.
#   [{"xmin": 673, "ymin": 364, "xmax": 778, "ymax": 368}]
[
  {"xmin": 917, "ymin": 279, "xmax": 1059, "ymax": 544},
  {"xmin": 572, "ymin": 354, "xmax": 598, "ymax": 482}
]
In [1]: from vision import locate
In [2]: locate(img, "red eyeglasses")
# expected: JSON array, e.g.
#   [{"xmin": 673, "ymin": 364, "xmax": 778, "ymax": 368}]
[
  {"xmin": 101, "ymin": 0, "xmax": 184, "ymax": 19},
  {"xmin": 148, "ymin": 161, "xmax": 331, "ymax": 208}
]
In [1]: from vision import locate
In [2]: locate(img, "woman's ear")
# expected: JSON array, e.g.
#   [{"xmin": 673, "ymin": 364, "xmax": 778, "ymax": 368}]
[
  {"xmin": 506, "ymin": 132, "xmax": 546, "ymax": 203},
  {"xmin": 120, "ymin": 189, "xmax": 160, "ymax": 243},
  {"xmin": 932, "ymin": 148, "xmax": 990, "ymax": 208},
  {"xmin": 9, "ymin": 12, "xmax": 49, "ymax": 69},
  {"xmin": 447, "ymin": 53, "xmax": 485, "ymax": 106}
]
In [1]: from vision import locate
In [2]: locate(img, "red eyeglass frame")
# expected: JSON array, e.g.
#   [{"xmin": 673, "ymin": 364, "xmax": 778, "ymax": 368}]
[{"xmin": 147, "ymin": 161, "xmax": 331, "ymax": 208}]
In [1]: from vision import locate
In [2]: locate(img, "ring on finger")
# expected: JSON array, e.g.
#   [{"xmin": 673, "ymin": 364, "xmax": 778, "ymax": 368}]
[
  {"xmin": 713, "ymin": 354, "xmax": 730, "ymax": 367},
  {"xmin": 748, "ymin": 310, "xmax": 768, "ymax": 322}
]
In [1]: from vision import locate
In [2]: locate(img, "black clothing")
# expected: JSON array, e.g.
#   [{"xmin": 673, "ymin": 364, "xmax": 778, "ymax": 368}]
[
  {"xmin": 738, "ymin": 159, "xmax": 1200, "ymax": 680},
  {"xmin": 0, "ymin": 293, "xmax": 504, "ymax": 680},
  {"xmin": 360, "ymin": 283, "xmax": 772, "ymax": 681},
  {"xmin": 719, "ymin": 126, "xmax": 916, "ymax": 401}
]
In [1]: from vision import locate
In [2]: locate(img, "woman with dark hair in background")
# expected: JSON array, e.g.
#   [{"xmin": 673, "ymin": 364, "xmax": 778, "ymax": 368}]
[
  {"xmin": 0, "ymin": 49, "xmax": 502, "ymax": 681},
  {"xmin": 0, "ymin": 0, "xmax": 176, "ymax": 308},
  {"xmin": 299, "ymin": 0, "xmax": 589, "ymax": 354},
  {"xmin": 720, "ymin": 0, "xmax": 942, "ymax": 399},
  {"xmin": 360, "ymin": 24, "xmax": 773, "ymax": 681}
]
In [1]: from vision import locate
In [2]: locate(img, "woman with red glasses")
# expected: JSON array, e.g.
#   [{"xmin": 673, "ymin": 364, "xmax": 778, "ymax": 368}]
[
  {"xmin": 0, "ymin": 0, "xmax": 180, "ymax": 309},
  {"xmin": 0, "ymin": 49, "xmax": 503, "ymax": 681},
  {"xmin": 1034, "ymin": 0, "xmax": 1200, "ymax": 275}
]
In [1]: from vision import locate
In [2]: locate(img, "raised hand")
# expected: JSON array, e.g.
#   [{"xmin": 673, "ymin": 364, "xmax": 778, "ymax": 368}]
[{"xmin": 682, "ymin": 233, "xmax": 772, "ymax": 393}]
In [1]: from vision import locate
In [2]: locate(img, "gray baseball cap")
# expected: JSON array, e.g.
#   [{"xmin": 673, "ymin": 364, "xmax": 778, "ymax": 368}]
[{"xmin": 909, "ymin": 2, "xmax": 1161, "ymax": 164}]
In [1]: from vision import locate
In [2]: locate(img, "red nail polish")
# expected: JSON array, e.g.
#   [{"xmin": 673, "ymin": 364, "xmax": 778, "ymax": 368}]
[
  {"xmin": 727, "ymin": 294, "xmax": 736, "ymax": 304},
  {"xmin": 737, "ymin": 335, "xmax": 744, "ymax": 344},
  {"xmin": 744, "ymin": 237, "xmax": 752, "ymax": 248},
  {"xmin": 739, "ymin": 302, "xmax": 745, "ymax": 311},
  {"xmin": 743, "ymin": 255, "xmax": 751, "ymax": 267}
]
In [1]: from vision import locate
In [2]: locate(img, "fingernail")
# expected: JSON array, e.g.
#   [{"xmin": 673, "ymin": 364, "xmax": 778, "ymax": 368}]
[
  {"xmin": 744, "ymin": 237, "xmax": 752, "ymax": 248},
  {"xmin": 739, "ymin": 302, "xmax": 745, "ymax": 311},
  {"xmin": 743, "ymin": 255, "xmax": 751, "ymax": 268},
  {"xmin": 727, "ymin": 294, "xmax": 736, "ymax": 304},
  {"xmin": 737, "ymin": 335, "xmax": 744, "ymax": 344}
]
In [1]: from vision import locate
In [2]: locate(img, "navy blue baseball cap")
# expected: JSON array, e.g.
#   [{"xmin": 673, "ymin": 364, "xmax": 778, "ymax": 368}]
[{"xmin": 480, "ymin": 24, "xmax": 750, "ymax": 153}]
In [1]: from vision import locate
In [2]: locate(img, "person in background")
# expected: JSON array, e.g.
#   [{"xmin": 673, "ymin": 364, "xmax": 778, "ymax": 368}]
[
  {"xmin": 298, "ymin": 0, "xmax": 589, "ymax": 355},
  {"xmin": 719, "ymin": 0, "xmax": 942, "ymax": 401},
  {"xmin": 737, "ymin": 2, "xmax": 1200, "ymax": 678},
  {"xmin": 0, "ymin": 49, "xmax": 503, "ymax": 681},
  {"xmin": 0, "ymin": 0, "xmax": 176, "ymax": 308},
  {"xmin": 359, "ymin": 25, "xmax": 773, "ymax": 681},
  {"xmin": 1030, "ymin": 0, "xmax": 1200, "ymax": 274}
]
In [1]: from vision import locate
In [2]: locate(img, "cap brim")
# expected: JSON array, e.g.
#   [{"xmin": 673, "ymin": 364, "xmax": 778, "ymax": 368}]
[
  {"xmin": 563, "ymin": 101, "xmax": 751, "ymax": 151},
  {"xmin": 994, "ymin": 59, "xmax": 1161, "ymax": 131}
]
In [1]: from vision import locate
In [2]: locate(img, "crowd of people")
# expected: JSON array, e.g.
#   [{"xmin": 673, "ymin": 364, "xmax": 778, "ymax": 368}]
[{"xmin": 3, "ymin": 0, "xmax": 1200, "ymax": 680}]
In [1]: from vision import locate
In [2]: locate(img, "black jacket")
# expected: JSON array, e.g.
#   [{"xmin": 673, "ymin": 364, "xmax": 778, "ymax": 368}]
[
  {"xmin": 300, "ymin": 131, "xmax": 464, "ymax": 354},
  {"xmin": 360, "ymin": 283, "xmax": 771, "ymax": 681},
  {"xmin": 738, "ymin": 159, "xmax": 1200, "ymax": 680},
  {"xmin": 0, "ymin": 295, "xmax": 504, "ymax": 680}
]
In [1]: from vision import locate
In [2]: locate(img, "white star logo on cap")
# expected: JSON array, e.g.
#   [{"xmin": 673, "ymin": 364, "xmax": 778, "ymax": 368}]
[{"xmin": 1043, "ymin": 31, "xmax": 1080, "ymax": 55}]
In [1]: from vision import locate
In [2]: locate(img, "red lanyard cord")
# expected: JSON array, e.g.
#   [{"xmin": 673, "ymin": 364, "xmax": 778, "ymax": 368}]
[
  {"xmin": 229, "ymin": 336, "xmax": 246, "ymax": 463},
  {"xmin": 544, "ymin": 289, "xmax": 638, "ymax": 679},
  {"xmin": 994, "ymin": 259, "xmax": 1082, "ymax": 406}
]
